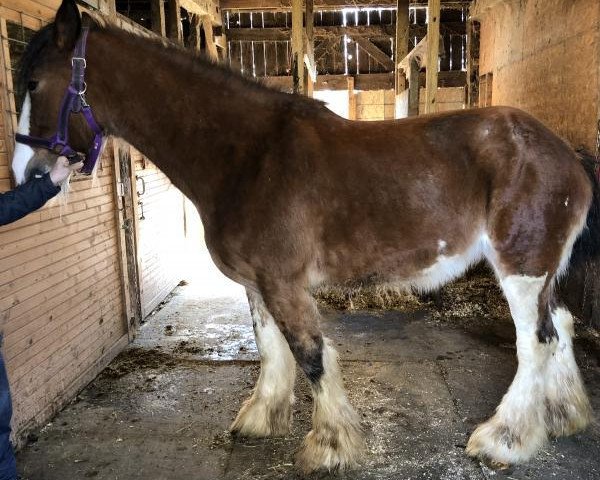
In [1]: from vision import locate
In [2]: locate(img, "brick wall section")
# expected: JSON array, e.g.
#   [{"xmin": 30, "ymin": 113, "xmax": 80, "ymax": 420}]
[{"xmin": 477, "ymin": 0, "xmax": 600, "ymax": 150}]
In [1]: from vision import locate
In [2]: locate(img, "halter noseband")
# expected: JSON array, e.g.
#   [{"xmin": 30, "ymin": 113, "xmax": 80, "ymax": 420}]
[{"xmin": 15, "ymin": 27, "xmax": 103, "ymax": 175}]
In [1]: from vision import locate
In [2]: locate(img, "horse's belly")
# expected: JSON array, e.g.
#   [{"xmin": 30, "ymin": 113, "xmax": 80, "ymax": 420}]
[
  {"xmin": 317, "ymin": 232, "xmax": 490, "ymax": 293},
  {"xmin": 399, "ymin": 233, "xmax": 491, "ymax": 292}
]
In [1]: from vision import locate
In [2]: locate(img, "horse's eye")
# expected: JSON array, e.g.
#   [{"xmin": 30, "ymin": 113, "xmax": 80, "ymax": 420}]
[{"xmin": 27, "ymin": 81, "xmax": 38, "ymax": 92}]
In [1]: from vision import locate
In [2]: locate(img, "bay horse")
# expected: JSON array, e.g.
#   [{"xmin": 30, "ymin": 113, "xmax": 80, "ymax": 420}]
[{"xmin": 12, "ymin": 0, "xmax": 597, "ymax": 473}]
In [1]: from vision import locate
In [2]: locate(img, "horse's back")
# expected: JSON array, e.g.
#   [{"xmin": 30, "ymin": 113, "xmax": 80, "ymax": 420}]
[{"xmin": 301, "ymin": 106, "xmax": 591, "ymax": 285}]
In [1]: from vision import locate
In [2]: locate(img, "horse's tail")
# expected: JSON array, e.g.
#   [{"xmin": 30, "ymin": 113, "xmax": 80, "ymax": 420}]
[
  {"xmin": 569, "ymin": 148, "xmax": 600, "ymax": 270},
  {"xmin": 558, "ymin": 148, "xmax": 600, "ymax": 328}
]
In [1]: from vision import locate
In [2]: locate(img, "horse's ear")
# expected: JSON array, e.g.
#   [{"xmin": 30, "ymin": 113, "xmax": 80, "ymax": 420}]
[{"xmin": 53, "ymin": 0, "xmax": 81, "ymax": 51}]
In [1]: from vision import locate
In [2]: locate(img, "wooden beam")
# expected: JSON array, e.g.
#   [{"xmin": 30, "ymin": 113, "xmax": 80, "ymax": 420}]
[
  {"xmin": 263, "ymin": 72, "xmax": 394, "ymax": 92},
  {"xmin": 151, "ymin": 0, "xmax": 167, "ymax": 36},
  {"xmin": 221, "ymin": 0, "xmax": 471, "ymax": 10},
  {"xmin": 304, "ymin": 0, "xmax": 315, "ymax": 95},
  {"xmin": 227, "ymin": 25, "xmax": 395, "ymax": 41},
  {"xmin": 0, "ymin": 18, "xmax": 17, "ymax": 181},
  {"xmin": 347, "ymin": 76, "xmax": 356, "ymax": 120},
  {"xmin": 408, "ymin": 57, "xmax": 419, "ymax": 116},
  {"xmin": 202, "ymin": 15, "xmax": 219, "ymax": 60},
  {"xmin": 98, "ymin": 0, "xmax": 116, "ymax": 15},
  {"xmin": 466, "ymin": 18, "xmax": 479, "ymax": 108},
  {"xmin": 291, "ymin": 0, "xmax": 304, "ymax": 94},
  {"xmin": 179, "ymin": 0, "xmax": 210, "ymax": 16},
  {"xmin": 188, "ymin": 13, "xmax": 202, "ymax": 50},
  {"xmin": 394, "ymin": 0, "xmax": 409, "ymax": 117},
  {"xmin": 225, "ymin": 23, "xmax": 463, "ymax": 41},
  {"xmin": 424, "ymin": 0, "xmax": 440, "ymax": 114},
  {"xmin": 167, "ymin": 0, "xmax": 183, "ymax": 44},
  {"xmin": 352, "ymin": 36, "xmax": 394, "ymax": 71}
]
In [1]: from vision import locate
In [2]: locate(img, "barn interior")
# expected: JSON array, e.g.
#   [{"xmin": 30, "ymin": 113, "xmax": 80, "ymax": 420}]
[{"xmin": 0, "ymin": 0, "xmax": 599, "ymax": 479}]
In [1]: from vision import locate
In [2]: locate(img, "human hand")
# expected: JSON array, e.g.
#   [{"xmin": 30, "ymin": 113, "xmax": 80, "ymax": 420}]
[{"xmin": 49, "ymin": 156, "xmax": 84, "ymax": 186}]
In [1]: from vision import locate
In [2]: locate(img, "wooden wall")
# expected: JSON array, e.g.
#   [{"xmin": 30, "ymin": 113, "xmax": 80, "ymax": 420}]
[
  {"xmin": 0, "ymin": 0, "xmax": 186, "ymax": 446},
  {"xmin": 475, "ymin": 0, "xmax": 600, "ymax": 151},
  {"xmin": 0, "ymin": 77, "xmax": 129, "ymax": 445},
  {"xmin": 0, "ymin": 4, "xmax": 130, "ymax": 444},
  {"xmin": 355, "ymin": 89, "xmax": 396, "ymax": 120},
  {"xmin": 131, "ymin": 152, "xmax": 186, "ymax": 319}
]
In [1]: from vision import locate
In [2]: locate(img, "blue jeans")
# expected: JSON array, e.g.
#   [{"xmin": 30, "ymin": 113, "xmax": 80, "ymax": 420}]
[{"xmin": 0, "ymin": 346, "xmax": 16, "ymax": 480}]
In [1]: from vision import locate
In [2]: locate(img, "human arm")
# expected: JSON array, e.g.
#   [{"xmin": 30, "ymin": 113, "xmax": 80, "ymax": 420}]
[{"xmin": 0, "ymin": 156, "xmax": 82, "ymax": 226}]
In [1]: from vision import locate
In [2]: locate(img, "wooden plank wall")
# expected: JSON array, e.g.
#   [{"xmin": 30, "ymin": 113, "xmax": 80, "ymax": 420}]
[
  {"xmin": 476, "ymin": 0, "xmax": 600, "ymax": 151},
  {"xmin": 0, "ymin": 2, "xmax": 129, "ymax": 445},
  {"xmin": 131, "ymin": 151, "xmax": 185, "ymax": 319}
]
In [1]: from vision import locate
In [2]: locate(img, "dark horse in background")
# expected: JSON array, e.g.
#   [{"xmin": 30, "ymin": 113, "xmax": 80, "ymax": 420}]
[{"xmin": 12, "ymin": 0, "xmax": 598, "ymax": 473}]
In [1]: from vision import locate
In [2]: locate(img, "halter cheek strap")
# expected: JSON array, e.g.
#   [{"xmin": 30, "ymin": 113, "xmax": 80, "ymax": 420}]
[{"xmin": 15, "ymin": 27, "xmax": 104, "ymax": 175}]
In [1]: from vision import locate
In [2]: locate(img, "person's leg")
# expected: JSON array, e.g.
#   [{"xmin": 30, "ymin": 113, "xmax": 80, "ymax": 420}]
[{"xmin": 0, "ymin": 342, "xmax": 16, "ymax": 480}]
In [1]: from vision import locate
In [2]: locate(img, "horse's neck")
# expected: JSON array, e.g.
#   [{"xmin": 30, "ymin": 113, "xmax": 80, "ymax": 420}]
[{"xmin": 86, "ymin": 27, "xmax": 285, "ymax": 215}]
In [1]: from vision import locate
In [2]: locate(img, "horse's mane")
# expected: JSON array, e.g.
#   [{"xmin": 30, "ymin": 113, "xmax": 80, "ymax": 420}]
[
  {"xmin": 18, "ymin": 13, "xmax": 328, "ymax": 117},
  {"xmin": 16, "ymin": 23, "xmax": 54, "ymax": 98}
]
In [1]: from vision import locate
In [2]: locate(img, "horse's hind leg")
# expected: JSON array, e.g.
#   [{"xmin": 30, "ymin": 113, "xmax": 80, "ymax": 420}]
[
  {"xmin": 544, "ymin": 306, "xmax": 591, "ymax": 438},
  {"xmin": 230, "ymin": 289, "xmax": 296, "ymax": 436},
  {"xmin": 467, "ymin": 243, "xmax": 592, "ymax": 464},
  {"xmin": 261, "ymin": 282, "xmax": 365, "ymax": 473}
]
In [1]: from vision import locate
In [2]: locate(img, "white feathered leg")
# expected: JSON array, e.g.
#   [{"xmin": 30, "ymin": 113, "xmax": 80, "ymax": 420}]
[{"xmin": 230, "ymin": 289, "xmax": 296, "ymax": 436}]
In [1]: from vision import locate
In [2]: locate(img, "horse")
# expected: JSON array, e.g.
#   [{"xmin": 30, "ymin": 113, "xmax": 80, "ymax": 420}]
[{"xmin": 11, "ymin": 0, "xmax": 598, "ymax": 473}]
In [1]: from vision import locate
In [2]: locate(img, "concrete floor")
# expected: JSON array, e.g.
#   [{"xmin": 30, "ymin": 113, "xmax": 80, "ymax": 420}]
[{"xmin": 15, "ymin": 257, "xmax": 600, "ymax": 480}]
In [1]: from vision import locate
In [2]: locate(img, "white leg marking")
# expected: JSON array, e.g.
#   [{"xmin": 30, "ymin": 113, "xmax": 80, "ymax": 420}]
[
  {"xmin": 296, "ymin": 339, "xmax": 365, "ymax": 473},
  {"xmin": 12, "ymin": 93, "xmax": 34, "ymax": 185},
  {"xmin": 544, "ymin": 307, "xmax": 591, "ymax": 436},
  {"xmin": 230, "ymin": 290, "xmax": 296, "ymax": 437},
  {"xmin": 467, "ymin": 274, "xmax": 549, "ymax": 464}
]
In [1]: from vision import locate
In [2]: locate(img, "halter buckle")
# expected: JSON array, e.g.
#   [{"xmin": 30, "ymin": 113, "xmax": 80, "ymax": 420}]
[{"xmin": 71, "ymin": 57, "xmax": 87, "ymax": 68}]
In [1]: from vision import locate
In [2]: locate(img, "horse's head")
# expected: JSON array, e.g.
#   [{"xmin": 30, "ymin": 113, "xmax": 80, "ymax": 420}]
[{"xmin": 12, "ymin": 0, "xmax": 99, "ymax": 184}]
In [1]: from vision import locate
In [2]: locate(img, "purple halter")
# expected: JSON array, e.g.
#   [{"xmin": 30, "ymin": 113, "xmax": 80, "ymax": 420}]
[{"xmin": 15, "ymin": 27, "xmax": 103, "ymax": 175}]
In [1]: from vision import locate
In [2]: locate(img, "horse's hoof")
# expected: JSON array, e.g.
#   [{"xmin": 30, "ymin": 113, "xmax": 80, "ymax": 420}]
[
  {"xmin": 466, "ymin": 416, "xmax": 545, "ymax": 465},
  {"xmin": 488, "ymin": 460, "xmax": 510, "ymax": 470},
  {"xmin": 230, "ymin": 394, "xmax": 293, "ymax": 437},
  {"xmin": 295, "ymin": 423, "xmax": 365, "ymax": 474}
]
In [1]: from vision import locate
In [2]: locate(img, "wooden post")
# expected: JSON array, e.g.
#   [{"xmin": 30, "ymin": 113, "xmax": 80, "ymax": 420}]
[
  {"xmin": 348, "ymin": 76, "xmax": 356, "ymax": 120},
  {"xmin": 0, "ymin": 18, "xmax": 17, "ymax": 177},
  {"xmin": 188, "ymin": 13, "xmax": 201, "ymax": 50},
  {"xmin": 111, "ymin": 141, "xmax": 141, "ymax": 339},
  {"xmin": 466, "ymin": 19, "xmax": 480, "ymax": 108},
  {"xmin": 202, "ymin": 16, "xmax": 219, "ymax": 61},
  {"xmin": 291, "ymin": 0, "xmax": 304, "ymax": 94},
  {"xmin": 424, "ymin": 0, "xmax": 440, "ymax": 114},
  {"xmin": 99, "ymin": 0, "xmax": 117, "ymax": 15},
  {"xmin": 394, "ymin": 0, "xmax": 409, "ymax": 116},
  {"xmin": 304, "ymin": 0, "xmax": 315, "ymax": 96},
  {"xmin": 151, "ymin": 0, "xmax": 167, "ymax": 37},
  {"xmin": 408, "ymin": 57, "xmax": 420, "ymax": 116},
  {"xmin": 167, "ymin": 0, "xmax": 183, "ymax": 44}
]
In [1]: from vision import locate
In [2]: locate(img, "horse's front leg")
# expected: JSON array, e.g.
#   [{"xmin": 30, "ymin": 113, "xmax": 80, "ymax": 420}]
[
  {"xmin": 231, "ymin": 289, "xmax": 296, "ymax": 436},
  {"xmin": 262, "ymin": 282, "xmax": 365, "ymax": 473}
]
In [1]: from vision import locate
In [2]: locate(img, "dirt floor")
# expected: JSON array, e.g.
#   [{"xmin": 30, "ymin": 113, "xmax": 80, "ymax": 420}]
[{"xmin": 15, "ymin": 259, "xmax": 600, "ymax": 480}]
